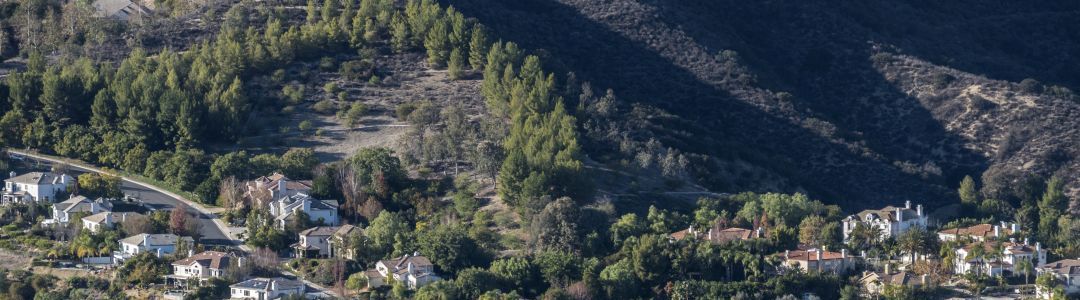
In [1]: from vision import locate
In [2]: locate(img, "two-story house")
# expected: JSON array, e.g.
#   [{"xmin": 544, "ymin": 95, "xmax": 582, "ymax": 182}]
[
  {"xmin": 113, "ymin": 233, "xmax": 194, "ymax": 264},
  {"xmin": 1037, "ymin": 259, "xmax": 1080, "ymax": 299},
  {"xmin": 953, "ymin": 239, "xmax": 1047, "ymax": 276},
  {"xmin": 269, "ymin": 193, "xmax": 339, "ymax": 230},
  {"xmin": 43, "ymin": 195, "xmax": 113, "ymax": 227},
  {"xmin": 243, "ymin": 173, "xmax": 312, "ymax": 208},
  {"xmin": 327, "ymin": 224, "xmax": 362, "ymax": 260},
  {"xmin": 229, "ymin": 277, "xmax": 306, "ymax": 300},
  {"xmin": 166, "ymin": 251, "xmax": 238, "ymax": 286},
  {"xmin": 291, "ymin": 226, "xmax": 338, "ymax": 258},
  {"xmin": 2, "ymin": 171, "xmax": 74, "ymax": 204},
  {"xmin": 365, "ymin": 253, "xmax": 441, "ymax": 290},
  {"xmin": 938, "ymin": 222, "xmax": 1021, "ymax": 242},
  {"xmin": 778, "ymin": 248, "xmax": 860, "ymax": 274},
  {"xmin": 842, "ymin": 201, "xmax": 927, "ymax": 241},
  {"xmin": 82, "ymin": 212, "xmax": 135, "ymax": 233}
]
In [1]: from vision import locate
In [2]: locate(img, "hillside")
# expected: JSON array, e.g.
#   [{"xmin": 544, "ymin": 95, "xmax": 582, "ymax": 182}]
[{"xmin": 445, "ymin": 0, "xmax": 1080, "ymax": 210}]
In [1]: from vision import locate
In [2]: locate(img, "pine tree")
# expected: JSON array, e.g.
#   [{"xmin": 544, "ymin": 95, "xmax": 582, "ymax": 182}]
[
  {"xmin": 448, "ymin": 48, "xmax": 465, "ymax": 80},
  {"xmin": 468, "ymin": 24, "xmax": 489, "ymax": 70},
  {"xmin": 959, "ymin": 175, "xmax": 979, "ymax": 209},
  {"xmin": 424, "ymin": 19, "xmax": 450, "ymax": 68},
  {"xmin": 390, "ymin": 14, "xmax": 410, "ymax": 53},
  {"xmin": 1037, "ymin": 177, "xmax": 1066, "ymax": 244}
]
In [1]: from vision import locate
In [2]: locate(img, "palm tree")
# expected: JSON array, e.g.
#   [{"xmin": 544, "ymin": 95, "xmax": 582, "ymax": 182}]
[
  {"xmin": 968, "ymin": 244, "xmax": 986, "ymax": 276},
  {"xmin": 1016, "ymin": 257, "xmax": 1034, "ymax": 286},
  {"xmin": 849, "ymin": 223, "xmax": 883, "ymax": 251}
]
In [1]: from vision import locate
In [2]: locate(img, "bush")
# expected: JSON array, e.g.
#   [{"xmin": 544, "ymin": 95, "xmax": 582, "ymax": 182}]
[
  {"xmin": 313, "ymin": 100, "xmax": 337, "ymax": 114},
  {"xmin": 323, "ymin": 82, "xmax": 341, "ymax": 95},
  {"xmin": 368, "ymin": 75, "xmax": 381, "ymax": 85},
  {"xmin": 395, "ymin": 103, "xmax": 417, "ymax": 121},
  {"xmin": 298, "ymin": 120, "xmax": 313, "ymax": 132},
  {"xmin": 271, "ymin": 69, "xmax": 287, "ymax": 83},
  {"xmin": 319, "ymin": 57, "xmax": 337, "ymax": 71},
  {"xmin": 339, "ymin": 102, "xmax": 369, "ymax": 126},
  {"xmin": 340, "ymin": 60, "xmax": 374, "ymax": 81},
  {"xmin": 282, "ymin": 84, "xmax": 305, "ymax": 105}
]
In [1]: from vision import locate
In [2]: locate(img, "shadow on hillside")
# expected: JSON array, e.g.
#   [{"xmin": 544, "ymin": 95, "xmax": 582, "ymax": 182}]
[
  {"xmin": 649, "ymin": 0, "xmax": 990, "ymax": 180},
  {"xmin": 446, "ymin": 0, "xmax": 971, "ymax": 209}
]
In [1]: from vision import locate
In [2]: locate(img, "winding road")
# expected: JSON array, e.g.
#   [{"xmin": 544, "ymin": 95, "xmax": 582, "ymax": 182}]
[{"xmin": 7, "ymin": 149, "xmax": 243, "ymax": 247}]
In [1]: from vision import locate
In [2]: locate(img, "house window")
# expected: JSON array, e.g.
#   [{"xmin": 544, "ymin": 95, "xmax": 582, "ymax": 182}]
[{"xmin": 244, "ymin": 290, "xmax": 250, "ymax": 296}]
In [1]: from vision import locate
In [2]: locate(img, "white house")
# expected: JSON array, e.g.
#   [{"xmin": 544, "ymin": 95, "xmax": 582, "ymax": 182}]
[
  {"xmin": 166, "ymin": 251, "xmax": 237, "ymax": 285},
  {"xmin": 2, "ymin": 171, "xmax": 74, "ymax": 204},
  {"xmin": 778, "ymin": 248, "xmax": 860, "ymax": 274},
  {"xmin": 291, "ymin": 226, "xmax": 337, "ymax": 258},
  {"xmin": 82, "ymin": 212, "xmax": 135, "ymax": 233},
  {"xmin": 269, "ymin": 193, "xmax": 338, "ymax": 230},
  {"xmin": 1037, "ymin": 259, "xmax": 1080, "ymax": 299},
  {"xmin": 843, "ymin": 201, "xmax": 927, "ymax": 241},
  {"xmin": 113, "ymin": 233, "xmax": 193, "ymax": 264},
  {"xmin": 229, "ymin": 277, "xmax": 305, "ymax": 300},
  {"xmin": 938, "ymin": 222, "xmax": 1020, "ymax": 242},
  {"xmin": 366, "ymin": 253, "xmax": 441, "ymax": 290},
  {"xmin": 953, "ymin": 239, "xmax": 1047, "ymax": 276},
  {"xmin": 43, "ymin": 195, "xmax": 113, "ymax": 227}
]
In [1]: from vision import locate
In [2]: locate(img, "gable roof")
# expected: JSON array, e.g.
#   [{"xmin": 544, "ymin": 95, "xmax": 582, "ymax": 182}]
[
  {"xmin": 6, "ymin": 172, "xmax": 67, "ymax": 185},
  {"xmin": 334, "ymin": 224, "xmax": 361, "ymax": 238},
  {"xmin": 1039, "ymin": 259, "xmax": 1080, "ymax": 276},
  {"xmin": 855, "ymin": 205, "xmax": 923, "ymax": 222},
  {"xmin": 56, "ymin": 196, "xmax": 111, "ymax": 214},
  {"xmin": 860, "ymin": 271, "xmax": 923, "ymax": 287},
  {"xmin": 172, "ymin": 251, "xmax": 233, "ymax": 269},
  {"xmin": 379, "ymin": 255, "xmax": 433, "ymax": 270},
  {"xmin": 119, "ymin": 233, "xmax": 191, "ymax": 247},
  {"xmin": 82, "ymin": 212, "xmax": 111, "ymax": 224},
  {"xmin": 299, "ymin": 226, "xmax": 340, "ymax": 237}
]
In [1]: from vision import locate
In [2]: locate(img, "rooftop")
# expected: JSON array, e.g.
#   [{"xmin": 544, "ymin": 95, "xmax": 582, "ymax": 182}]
[
  {"xmin": 231, "ymin": 277, "xmax": 304, "ymax": 291},
  {"xmin": 1039, "ymin": 259, "xmax": 1080, "ymax": 275},
  {"xmin": 119, "ymin": 233, "xmax": 192, "ymax": 247},
  {"xmin": 5, "ymin": 172, "xmax": 68, "ymax": 185},
  {"xmin": 172, "ymin": 251, "xmax": 233, "ymax": 269}
]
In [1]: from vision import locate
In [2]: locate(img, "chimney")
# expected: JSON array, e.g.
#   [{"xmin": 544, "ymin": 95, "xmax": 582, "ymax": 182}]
[
  {"xmin": 905, "ymin": 200, "xmax": 911, "ymax": 209},
  {"xmin": 8, "ymin": 171, "xmax": 15, "ymax": 179},
  {"xmin": 1024, "ymin": 238, "xmax": 1029, "ymax": 246},
  {"xmin": 916, "ymin": 204, "xmax": 923, "ymax": 216},
  {"xmin": 407, "ymin": 262, "xmax": 414, "ymax": 274},
  {"xmin": 1036, "ymin": 242, "xmax": 1041, "ymax": 252},
  {"xmin": 885, "ymin": 263, "xmax": 891, "ymax": 274},
  {"xmin": 1011, "ymin": 223, "xmax": 1019, "ymax": 234},
  {"xmin": 815, "ymin": 249, "xmax": 821, "ymax": 261},
  {"xmin": 188, "ymin": 249, "xmax": 194, "ymax": 257},
  {"xmin": 994, "ymin": 225, "xmax": 1000, "ymax": 237},
  {"xmin": 896, "ymin": 207, "xmax": 902, "ymax": 221},
  {"xmin": 278, "ymin": 178, "xmax": 287, "ymax": 194},
  {"xmin": 921, "ymin": 274, "xmax": 928, "ymax": 285},
  {"xmin": 861, "ymin": 250, "xmax": 867, "ymax": 258},
  {"xmin": 841, "ymin": 249, "xmax": 847, "ymax": 259},
  {"xmin": 785, "ymin": 250, "xmax": 790, "ymax": 259},
  {"xmin": 688, "ymin": 225, "xmax": 695, "ymax": 236}
]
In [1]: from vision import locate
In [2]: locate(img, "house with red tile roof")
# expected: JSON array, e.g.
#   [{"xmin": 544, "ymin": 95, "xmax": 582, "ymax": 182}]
[
  {"xmin": 938, "ymin": 222, "xmax": 1020, "ymax": 242},
  {"xmin": 778, "ymin": 248, "xmax": 859, "ymax": 274}
]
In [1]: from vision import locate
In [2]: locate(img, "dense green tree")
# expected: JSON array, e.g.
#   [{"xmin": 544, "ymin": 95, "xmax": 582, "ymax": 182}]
[
  {"xmin": 448, "ymin": 48, "xmax": 465, "ymax": 80},
  {"xmin": 367, "ymin": 211, "xmax": 411, "ymax": 256},
  {"xmin": 610, "ymin": 213, "xmax": 646, "ymax": 247},
  {"xmin": 419, "ymin": 225, "xmax": 484, "ymax": 273},
  {"xmin": 959, "ymin": 175, "xmax": 979, "ymax": 209},
  {"xmin": 467, "ymin": 24, "xmax": 489, "ymax": 70},
  {"xmin": 1038, "ymin": 177, "xmax": 1067, "ymax": 244},
  {"xmin": 598, "ymin": 259, "xmax": 638, "ymax": 299}
]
